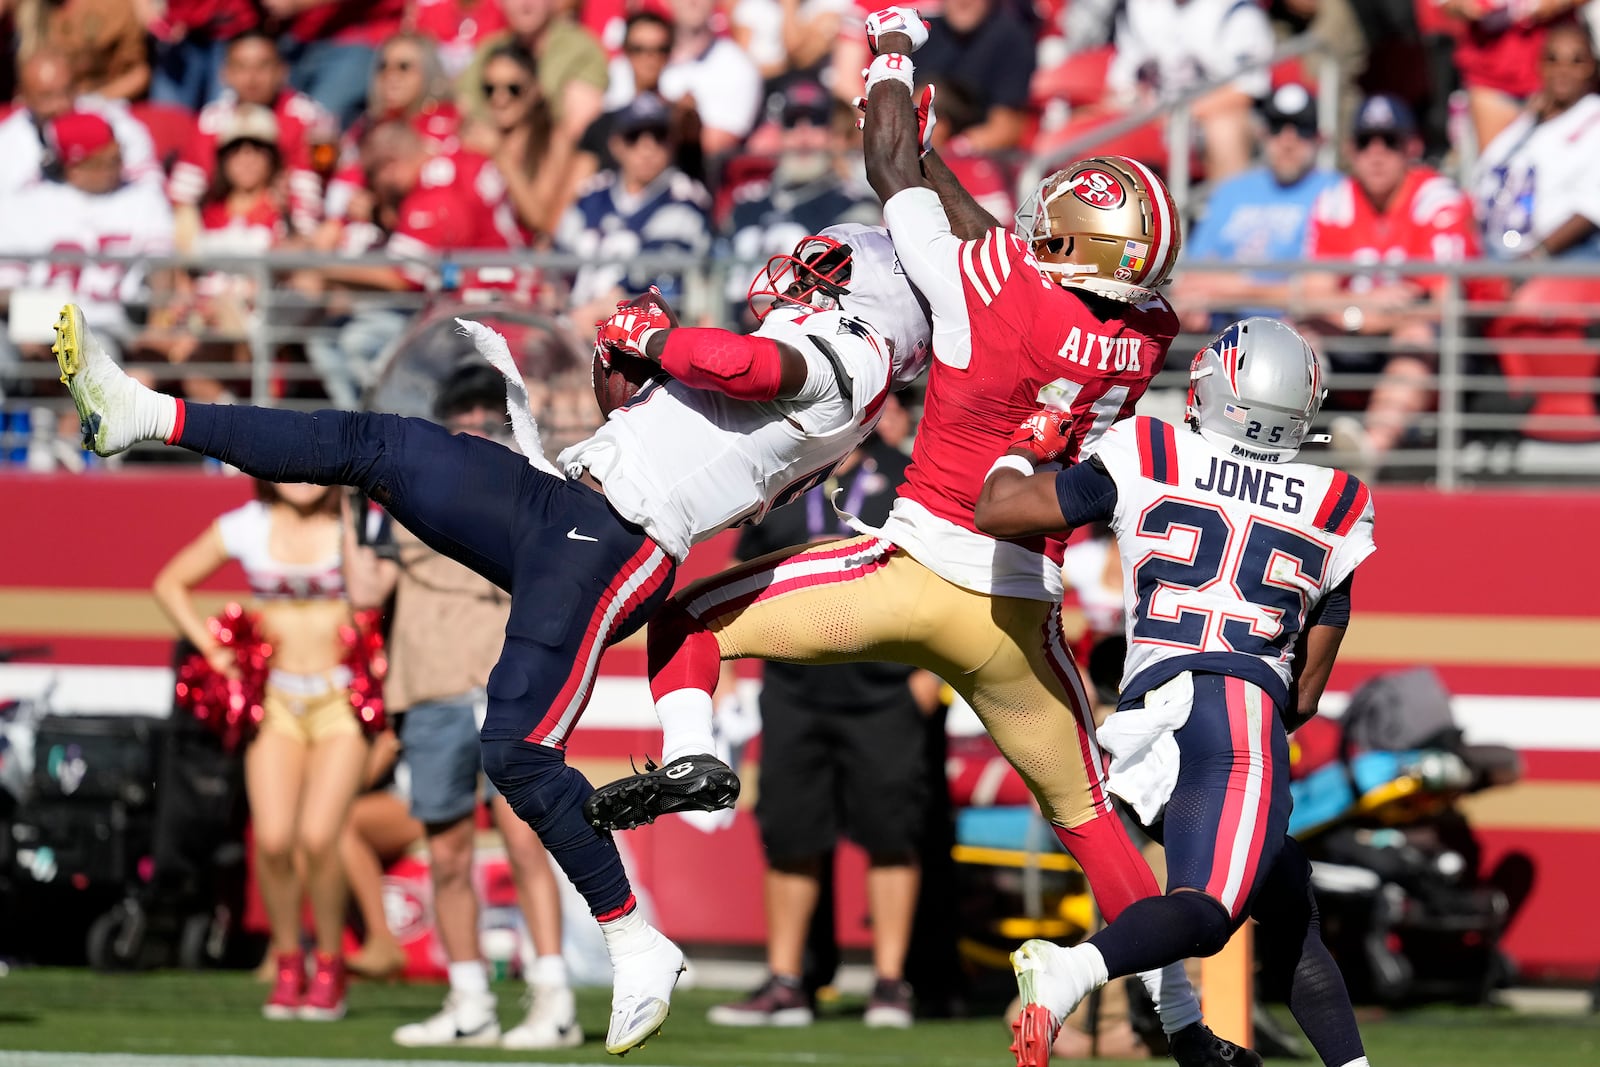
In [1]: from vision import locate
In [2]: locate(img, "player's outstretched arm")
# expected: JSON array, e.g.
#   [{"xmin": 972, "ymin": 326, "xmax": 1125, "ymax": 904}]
[
  {"xmin": 597, "ymin": 302, "xmax": 811, "ymax": 400},
  {"xmin": 861, "ymin": 22, "xmax": 928, "ymax": 204}
]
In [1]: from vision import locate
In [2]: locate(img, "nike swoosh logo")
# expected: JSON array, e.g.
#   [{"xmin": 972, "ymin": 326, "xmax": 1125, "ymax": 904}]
[{"xmin": 567, "ymin": 528, "xmax": 599, "ymax": 542}]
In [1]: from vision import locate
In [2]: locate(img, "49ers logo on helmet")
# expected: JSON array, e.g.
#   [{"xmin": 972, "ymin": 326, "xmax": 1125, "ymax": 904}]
[{"xmin": 1067, "ymin": 169, "xmax": 1126, "ymax": 209}]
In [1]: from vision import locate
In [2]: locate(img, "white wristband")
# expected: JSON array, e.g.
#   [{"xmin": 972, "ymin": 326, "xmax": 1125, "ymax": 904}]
[
  {"xmin": 985, "ymin": 454, "xmax": 1035, "ymax": 481},
  {"xmin": 864, "ymin": 53, "xmax": 916, "ymax": 96}
]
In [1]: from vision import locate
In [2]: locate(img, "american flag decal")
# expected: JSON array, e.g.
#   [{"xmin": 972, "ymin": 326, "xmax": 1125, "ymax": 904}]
[
  {"xmin": 1223, "ymin": 402, "xmax": 1249, "ymax": 424},
  {"xmin": 1118, "ymin": 240, "xmax": 1149, "ymax": 273}
]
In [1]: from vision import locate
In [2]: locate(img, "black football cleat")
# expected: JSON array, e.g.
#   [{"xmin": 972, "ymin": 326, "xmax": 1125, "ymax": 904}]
[
  {"xmin": 583, "ymin": 754, "xmax": 741, "ymax": 831},
  {"xmin": 1167, "ymin": 1023, "xmax": 1264, "ymax": 1067}
]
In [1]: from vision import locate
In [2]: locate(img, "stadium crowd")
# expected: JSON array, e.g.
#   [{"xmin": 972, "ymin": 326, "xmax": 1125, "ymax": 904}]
[{"xmin": 0, "ymin": 0, "xmax": 1598, "ymax": 473}]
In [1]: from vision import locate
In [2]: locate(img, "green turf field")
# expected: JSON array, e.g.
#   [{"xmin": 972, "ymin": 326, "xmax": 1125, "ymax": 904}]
[{"xmin": 0, "ymin": 970, "xmax": 1595, "ymax": 1066}]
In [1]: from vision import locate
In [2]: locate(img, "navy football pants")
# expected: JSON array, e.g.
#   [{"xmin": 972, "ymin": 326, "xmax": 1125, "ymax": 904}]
[{"xmin": 175, "ymin": 405, "xmax": 676, "ymax": 918}]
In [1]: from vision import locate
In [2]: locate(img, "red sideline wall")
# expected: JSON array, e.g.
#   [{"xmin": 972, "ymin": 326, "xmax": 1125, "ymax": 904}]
[{"xmin": 0, "ymin": 473, "xmax": 1596, "ymax": 977}]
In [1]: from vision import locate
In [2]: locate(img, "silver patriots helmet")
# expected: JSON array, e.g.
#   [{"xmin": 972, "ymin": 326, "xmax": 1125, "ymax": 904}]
[
  {"xmin": 1185, "ymin": 318, "xmax": 1326, "ymax": 462},
  {"xmin": 821, "ymin": 223, "xmax": 933, "ymax": 387}
]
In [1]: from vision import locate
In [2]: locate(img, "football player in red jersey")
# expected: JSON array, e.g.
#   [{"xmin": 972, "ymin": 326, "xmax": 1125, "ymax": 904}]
[
  {"xmin": 1298, "ymin": 94, "xmax": 1482, "ymax": 475},
  {"xmin": 583, "ymin": 8, "xmax": 1256, "ymax": 1065}
]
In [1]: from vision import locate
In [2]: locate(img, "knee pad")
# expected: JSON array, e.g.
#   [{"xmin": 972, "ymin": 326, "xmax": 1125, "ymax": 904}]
[
  {"xmin": 481, "ymin": 737, "xmax": 581, "ymax": 826},
  {"xmin": 1171, "ymin": 889, "xmax": 1235, "ymax": 957}
]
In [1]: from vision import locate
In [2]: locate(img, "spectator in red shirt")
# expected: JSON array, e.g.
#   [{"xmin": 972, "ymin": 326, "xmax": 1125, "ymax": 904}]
[
  {"xmin": 1440, "ymin": 0, "xmax": 1591, "ymax": 151},
  {"xmin": 168, "ymin": 31, "xmax": 338, "ymax": 238},
  {"xmin": 303, "ymin": 121, "xmax": 526, "ymax": 405},
  {"xmin": 272, "ymin": 0, "xmax": 407, "ymax": 128},
  {"xmin": 321, "ymin": 34, "xmax": 462, "ymax": 240},
  {"xmin": 1297, "ymin": 94, "xmax": 1482, "ymax": 476},
  {"xmin": 144, "ymin": 0, "xmax": 260, "ymax": 111},
  {"xmin": 408, "ymin": 0, "xmax": 509, "ymax": 78}
]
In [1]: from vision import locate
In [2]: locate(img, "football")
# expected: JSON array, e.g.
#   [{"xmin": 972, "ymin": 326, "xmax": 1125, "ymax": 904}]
[{"xmin": 592, "ymin": 289, "xmax": 677, "ymax": 416}]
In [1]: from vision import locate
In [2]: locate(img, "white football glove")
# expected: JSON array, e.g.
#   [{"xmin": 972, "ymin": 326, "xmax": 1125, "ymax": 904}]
[
  {"xmin": 864, "ymin": 6, "xmax": 930, "ymax": 53},
  {"xmin": 853, "ymin": 83, "xmax": 938, "ymax": 156}
]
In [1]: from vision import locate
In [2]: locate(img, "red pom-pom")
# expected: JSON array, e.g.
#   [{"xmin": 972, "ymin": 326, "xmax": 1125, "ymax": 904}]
[
  {"xmin": 341, "ymin": 608, "xmax": 388, "ymax": 735},
  {"xmin": 174, "ymin": 603, "xmax": 271, "ymax": 752}
]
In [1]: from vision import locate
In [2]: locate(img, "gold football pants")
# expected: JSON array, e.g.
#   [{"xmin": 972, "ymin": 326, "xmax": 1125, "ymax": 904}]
[{"xmin": 671, "ymin": 535, "xmax": 1113, "ymax": 829}]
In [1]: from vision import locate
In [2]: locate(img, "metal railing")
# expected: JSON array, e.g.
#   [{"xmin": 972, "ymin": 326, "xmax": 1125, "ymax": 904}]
[
  {"xmin": 1, "ymin": 250, "xmax": 1597, "ymax": 488},
  {"xmin": 1020, "ymin": 32, "xmax": 1342, "ymax": 216}
]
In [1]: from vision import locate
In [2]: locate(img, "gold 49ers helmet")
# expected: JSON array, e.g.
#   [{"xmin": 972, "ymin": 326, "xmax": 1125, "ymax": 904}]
[{"xmin": 1014, "ymin": 155, "xmax": 1182, "ymax": 300}]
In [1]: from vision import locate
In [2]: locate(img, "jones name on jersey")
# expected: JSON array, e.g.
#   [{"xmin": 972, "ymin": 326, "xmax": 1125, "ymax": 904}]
[{"xmin": 1065, "ymin": 416, "xmax": 1375, "ymax": 709}]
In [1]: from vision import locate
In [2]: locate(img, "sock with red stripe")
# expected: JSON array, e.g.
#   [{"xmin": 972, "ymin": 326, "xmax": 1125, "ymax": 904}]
[
  {"xmin": 1053, "ymin": 813, "xmax": 1162, "ymax": 921},
  {"xmin": 1086, "ymin": 891, "xmax": 1233, "ymax": 979},
  {"xmin": 647, "ymin": 602, "xmax": 722, "ymax": 763}
]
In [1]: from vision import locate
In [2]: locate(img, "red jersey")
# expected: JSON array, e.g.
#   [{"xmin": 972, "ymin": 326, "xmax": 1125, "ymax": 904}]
[
  {"xmin": 1305, "ymin": 167, "xmax": 1480, "ymax": 295},
  {"xmin": 325, "ymin": 103, "xmax": 463, "ymax": 221},
  {"xmin": 408, "ymin": 0, "xmax": 508, "ymax": 71},
  {"xmin": 149, "ymin": 0, "xmax": 257, "ymax": 39},
  {"xmin": 169, "ymin": 89, "xmax": 335, "ymax": 236},
  {"xmin": 1453, "ymin": 6, "xmax": 1558, "ymax": 97},
  {"xmin": 386, "ymin": 151, "xmax": 528, "ymax": 299},
  {"xmin": 868, "ymin": 226, "xmax": 1176, "ymax": 601},
  {"xmin": 288, "ymin": 0, "xmax": 405, "ymax": 45}
]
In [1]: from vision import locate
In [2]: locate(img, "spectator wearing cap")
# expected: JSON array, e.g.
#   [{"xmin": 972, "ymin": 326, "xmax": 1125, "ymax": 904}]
[
  {"xmin": 161, "ymin": 106, "xmax": 292, "ymax": 404},
  {"xmin": 0, "ymin": 111, "xmax": 174, "ymax": 387},
  {"xmin": 582, "ymin": 13, "xmax": 699, "ymax": 181},
  {"xmin": 0, "ymin": 53, "xmax": 162, "ymax": 198},
  {"xmin": 556, "ymin": 91, "xmax": 712, "ymax": 341},
  {"xmin": 13, "ymin": 0, "xmax": 150, "ymax": 101},
  {"xmin": 730, "ymin": 0, "xmax": 856, "ymax": 82},
  {"xmin": 169, "ymin": 31, "xmax": 338, "ymax": 239},
  {"xmin": 603, "ymin": 0, "xmax": 764, "ymax": 158},
  {"xmin": 1298, "ymin": 93, "xmax": 1482, "ymax": 477},
  {"xmin": 1175, "ymin": 84, "xmax": 1341, "ymax": 331},
  {"xmin": 723, "ymin": 81, "xmax": 877, "ymax": 323}
]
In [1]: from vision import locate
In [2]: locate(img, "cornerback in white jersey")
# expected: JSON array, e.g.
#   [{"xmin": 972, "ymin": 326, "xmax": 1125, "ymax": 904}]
[
  {"xmin": 558, "ymin": 307, "xmax": 893, "ymax": 562},
  {"xmin": 1088, "ymin": 416, "xmax": 1375, "ymax": 703}
]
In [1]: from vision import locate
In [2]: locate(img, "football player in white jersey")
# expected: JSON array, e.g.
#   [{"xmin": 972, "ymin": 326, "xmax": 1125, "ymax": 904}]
[
  {"xmin": 47, "ymin": 223, "xmax": 929, "ymax": 1059},
  {"xmin": 975, "ymin": 318, "xmax": 1375, "ymax": 1067}
]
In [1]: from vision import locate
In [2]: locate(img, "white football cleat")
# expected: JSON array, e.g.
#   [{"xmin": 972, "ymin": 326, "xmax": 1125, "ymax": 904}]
[
  {"xmin": 392, "ymin": 990, "xmax": 502, "ymax": 1048},
  {"xmin": 51, "ymin": 303, "xmax": 166, "ymax": 457},
  {"xmin": 1009, "ymin": 939, "xmax": 1100, "ymax": 1067},
  {"xmin": 604, "ymin": 919, "xmax": 685, "ymax": 1055},
  {"xmin": 501, "ymin": 983, "xmax": 584, "ymax": 1050}
]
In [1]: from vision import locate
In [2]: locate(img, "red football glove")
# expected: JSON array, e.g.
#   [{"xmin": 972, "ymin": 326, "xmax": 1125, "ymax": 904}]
[
  {"xmin": 595, "ymin": 299, "xmax": 673, "ymax": 365},
  {"xmin": 1008, "ymin": 410, "xmax": 1073, "ymax": 464},
  {"xmin": 853, "ymin": 84, "xmax": 937, "ymax": 156},
  {"xmin": 864, "ymin": 6, "xmax": 930, "ymax": 53}
]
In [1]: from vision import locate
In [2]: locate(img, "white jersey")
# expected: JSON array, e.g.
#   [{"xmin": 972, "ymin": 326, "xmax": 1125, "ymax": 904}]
[
  {"xmin": 1107, "ymin": 0, "xmax": 1275, "ymax": 103},
  {"xmin": 557, "ymin": 308, "xmax": 893, "ymax": 562},
  {"xmin": 1084, "ymin": 417, "xmax": 1375, "ymax": 707},
  {"xmin": 1472, "ymin": 93, "xmax": 1600, "ymax": 259},
  {"xmin": 0, "ymin": 179, "xmax": 174, "ymax": 337},
  {"xmin": 0, "ymin": 97, "xmax": 161, "ymax": 197}
]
